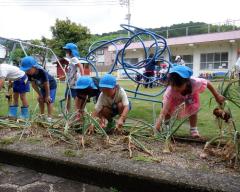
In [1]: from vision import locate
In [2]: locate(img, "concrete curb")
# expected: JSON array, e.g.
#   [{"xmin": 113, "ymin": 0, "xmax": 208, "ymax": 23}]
[{"xmin": 0, "ymin": 143, "xmax": 239, "ymax": 192}]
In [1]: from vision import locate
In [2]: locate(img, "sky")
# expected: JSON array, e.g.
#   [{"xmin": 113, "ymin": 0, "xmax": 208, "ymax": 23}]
[{"xmin": 0, "ymin": 0, "xmax": 240, "ymax": 40}]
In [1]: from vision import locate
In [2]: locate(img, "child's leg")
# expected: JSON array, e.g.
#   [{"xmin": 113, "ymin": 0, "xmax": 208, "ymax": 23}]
[
  {"xmin": 99, "ymin": 107, "xmax": 112, "ymax": 120},
  {"xmin": 19, "ymin": 93, "xmax": 29, "ymax": 119},
  {"xmin": 189, "ymin": 113, "xmax": 200, "ymax": 137},
  {"xmin": 8, "ymin": 92, "xmax": 18, "ymax": 117},
  {"xmin": 13, "ymin": 92, "xmax": 19, "ymax": 106},
  {"xmin": 47, "ymin": 103, "xmax": 53, "ymax": 117},
  {"xmin": 189, "ymin": 113, "xmax": 197, "ymax": 127},
  {"xmin": 66, "ymin": 96, "xmax": 71, "ymax": 112},
  {"xmin": 47, "ymin": 88, "xmax": 57, "ymax": 118},
  {"xmin": 96, "ymin": 107, "xmax": 113, "ymax": 128},
  {"xmin": 75, "ymin": 97, "xmax": 87, "ymax": 120},
  {"xmin": 39, "ymin": 100, "xmax": 45, "ymax": 115},
  {"xmin": 20, "ymin": 93, "xmax": 28, "ymax": 107},
  {"xmin": 66, "ymin": 88, "xmax": 76, "ymax": 113},
  {"xmin": 117, "ymin": 102, "xmax": 124, "ymax": 114},
  {"xmin": 65, "ymin": 87, "xmax": 71, "ymax": 112}
]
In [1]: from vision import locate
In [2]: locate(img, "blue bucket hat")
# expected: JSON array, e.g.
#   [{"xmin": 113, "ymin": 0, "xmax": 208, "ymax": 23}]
[
  {"xmin": 169, "ymin": 65, "xmax": 193, "ymax": 78},
  {"xmin": 63, "ymin": 43, "xmax": 80, "ymax": 57},
  {"xmin": 74, "ymin": 76, "xmax": 97, "ymax": 90},
  {"xmin": 99, "ymin": 74, "xmax": 116, "ymax": 89},
  {"xmin": 20, "ymin": 56, "xmax": 39, "ymax": 71}
]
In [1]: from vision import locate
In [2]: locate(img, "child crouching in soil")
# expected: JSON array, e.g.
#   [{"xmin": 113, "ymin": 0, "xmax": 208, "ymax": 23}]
[
  {"xmin": 90, "ymin": 74, "xmax": 131, "ymax": 133},
  {"xmin": 155, "ymin": 65, "xmax": 225, "ymax": 138},
  {"xmin": 74, "ymin": 76, "xmax": 100, "ymax": 120}
]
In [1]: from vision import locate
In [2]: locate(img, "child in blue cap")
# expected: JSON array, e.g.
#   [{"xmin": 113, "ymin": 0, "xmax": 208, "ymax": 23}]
[
  {"xmin": 63, "ymin": 43, "xmax": 84, "ymax": 113},
  {"xmin": 90, "ymin": 74, "xmax": 130, "ymax": 133},
  {"xmin": 20, "ymin": 56, "xmax": 57, "ymax": 122},
  {"xmin": 155, "ymin": 65, "xmax": 225, "ymax": 138},
  {"xmin": 0, "ymin": 63, "xmax": 30, "ymax": 118},
  {"xmin": 74, "ymin": 76, "xmax": 100, "ymax": 120}
]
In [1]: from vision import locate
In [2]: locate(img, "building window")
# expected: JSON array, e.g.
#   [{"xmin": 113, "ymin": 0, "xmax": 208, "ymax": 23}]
[
  {"xmin": 96, "ymin": 49, "xmax": 104, "ymax": 55},
  {"xmin": 182, "ymin": 55, "xmax": 193, "ymax": 69},
  {"xmin": 200, "ymin": 52, "xmax": 228, "ymax": 70}
]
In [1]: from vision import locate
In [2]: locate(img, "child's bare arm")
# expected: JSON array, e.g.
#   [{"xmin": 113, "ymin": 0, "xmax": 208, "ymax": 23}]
[
  {"xmin": 155, "ymin": 101, "xmax": 170, "ymax": 131},
  {"xmin": 207, "ymin": 82, "xmax": 225, "ymax": 104},
  {"xmin": 43, "ymin": 82, "xmax": 51, "ymax": 103},
  {"xmin": 116, "ymin": 105, "xmax": 129, "ymax": 129},
  {"xmin": 120, "ymin": 105, "xmax": 129, "ymax": 121},
  {"xmin": 77, "ymin": 63, "xmax": 84, "ymax": 75},
  {"xmin": 89, "ymin": 110, "xmax": 106, "ymax": 130},
  {"xmin": 155, "ymin": 112, "xmax": 164, "ymax": 131},
  {"xmin": 31, "ymin": 81, "xmax": 41, "ymax": 95}
]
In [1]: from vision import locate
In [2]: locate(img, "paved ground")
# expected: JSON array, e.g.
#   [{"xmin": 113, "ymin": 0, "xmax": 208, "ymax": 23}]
[{"xmin": 0, "ymin": 163, "xmax": 112, "ymax": 192}]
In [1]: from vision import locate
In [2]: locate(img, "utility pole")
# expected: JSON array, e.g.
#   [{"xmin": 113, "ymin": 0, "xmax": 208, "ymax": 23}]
[{"xmin": 120, "ymin": 0, "xmax": 131, "ymax": 36}]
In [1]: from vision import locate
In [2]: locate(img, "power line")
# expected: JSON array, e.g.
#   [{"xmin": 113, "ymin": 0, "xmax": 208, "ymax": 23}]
[
  {"xmin": 0, "ymin": 0, "xmax": 121, "ymax": 6},
  {"xmin": 0, "ymin": 0, "xmax": 119, "ymax": 2}
]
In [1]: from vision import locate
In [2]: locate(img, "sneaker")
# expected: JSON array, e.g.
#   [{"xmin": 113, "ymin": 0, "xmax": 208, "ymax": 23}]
[
  {"xmin": 190, "ymin": 128, "xmax": 200, "ymax": 138},
  {"xmin": 39, "ymin": 114, "xmax": 46, "ymax": 121},
  {"xmin": 46, "ymin": 117, "xmax": 53, "ymax": 123}
]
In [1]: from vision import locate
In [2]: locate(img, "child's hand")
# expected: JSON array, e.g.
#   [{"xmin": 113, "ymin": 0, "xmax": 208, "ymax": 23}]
[
  {"xmin": 87, "ymin": 124, "xmax": 95, "ymax": 135},
  {"xmin": 155, "ymin": 118, "xmax": 162, "ymax": 132},
  {"xmin": 114, "ymin": 127, "xmax": 123, "ymax": 135},
  {"xmin": 116, "ymin": 118, "xmax": 124, "ymax": 129},
  {"xmin": 45, "ymin": 96, "xmax": 52, "ymax": 104},
  {"xmin": 100, "ymin": 118, "xmax": 106, "ymax": 128},
  {"xmin": 215, "ymin": 94, "xmax": 225, "ymax": 105}
]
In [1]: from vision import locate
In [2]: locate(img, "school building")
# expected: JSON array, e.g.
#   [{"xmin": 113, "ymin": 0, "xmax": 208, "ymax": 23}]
[{"xmin": 100, "ymin": 30, "xmax": 240, "ymax": 77}]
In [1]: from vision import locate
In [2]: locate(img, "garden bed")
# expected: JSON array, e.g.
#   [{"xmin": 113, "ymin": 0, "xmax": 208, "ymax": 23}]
[{"xmin": 0, "ymin": 121, "xmax": 239, "ymax": 192}]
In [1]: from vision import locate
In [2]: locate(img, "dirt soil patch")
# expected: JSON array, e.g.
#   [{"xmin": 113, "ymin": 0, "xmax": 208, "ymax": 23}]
[{"xmin": 0, "ymin": 124, "xmax": 239, "ymax": 177}]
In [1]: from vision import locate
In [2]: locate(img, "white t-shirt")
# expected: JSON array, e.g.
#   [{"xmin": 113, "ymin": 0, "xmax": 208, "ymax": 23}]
[
  {"xmin": 95, "ymin": 87, "xmax": 129, "ymax": 113},
  {"xmin": 160, "ymin": 68, "xmax": 168, "ymax": 74},
  {"xmin": 66, "ymin": 57, "xmax": 81, "ymax": 87},
  {"xmin": 0, "ymin": 64, "xmax": 25, "ymax": 81}
]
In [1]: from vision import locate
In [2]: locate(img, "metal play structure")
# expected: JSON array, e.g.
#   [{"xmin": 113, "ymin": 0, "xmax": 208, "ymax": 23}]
[
  {"xmin": 86, "ymin": 24, "xmax": 173, "ymax": 103},
  {"xmin": 0, "ymin": 24, "xmax": 173, "ymax": 121}
]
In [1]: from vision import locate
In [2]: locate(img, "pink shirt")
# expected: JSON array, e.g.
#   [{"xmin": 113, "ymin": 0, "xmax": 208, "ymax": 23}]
[{"xmin": 162, "ymin": 78, "xmax": 208, "ymax": 118}]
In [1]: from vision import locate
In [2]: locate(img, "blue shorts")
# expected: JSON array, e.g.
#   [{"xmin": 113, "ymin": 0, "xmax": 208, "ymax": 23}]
[
  {"xmin": 40, "ymin": 88, "xmax": 56, "ymax": 103},
  {"xmin": 65, "ymin": 87, "xmax": 77, "ymax": 98},
  {"xmin": 13, "ymin": 75, "xmax": 30, "ymax": 94}
]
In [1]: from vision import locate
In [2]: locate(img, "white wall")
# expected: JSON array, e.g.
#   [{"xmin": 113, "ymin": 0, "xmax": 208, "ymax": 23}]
[
  {"xmin": 169, "ymin": 41, "xmax": 239, "ymax": 76},
  {"xmin": 0, "ymin": 45, "xmax": 6, "ymax": 59},
  {"xmin": 45, "ymin": 62, "xmax": 57, "ymax": 77},
  {"xmin": 116, "ymin": 41, "xmax": 240, "ymax": 77}
]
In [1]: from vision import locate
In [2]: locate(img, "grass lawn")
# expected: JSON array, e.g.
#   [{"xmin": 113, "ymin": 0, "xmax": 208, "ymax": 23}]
[{"xmin": 0, "ymin": 80, "xmax": 239, "ymax": 139}]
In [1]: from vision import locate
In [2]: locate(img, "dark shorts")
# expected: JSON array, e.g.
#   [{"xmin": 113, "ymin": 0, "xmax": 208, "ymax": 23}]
[
  {"xmin": 40, "ymin": 88, "xmax": 56, "ymax": 103},
  {"xmin": 111, "ymin": 101, "xmax": 132, "ymax": 117},
  {"xmin": 13, "ymin": 75, "xmax": 30, "ymax": 93},
  {"xmin": 76, "ymin": 89, "xmax": 100, "ymax": 103},
  {"xmin": 65, "ymin": 87, "xmax": 77, "ymax": 98}
]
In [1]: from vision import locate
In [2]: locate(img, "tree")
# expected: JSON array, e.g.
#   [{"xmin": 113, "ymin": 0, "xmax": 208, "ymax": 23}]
[{"xmin": 48, "ymin": 18, "xmax": 92, "ymax": 57}]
